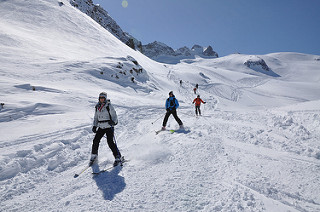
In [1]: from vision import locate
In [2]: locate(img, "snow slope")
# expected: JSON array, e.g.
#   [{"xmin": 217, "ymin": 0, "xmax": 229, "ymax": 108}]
[{"xmin": 1, "ymin": 0, "xmax": 320, "ymax": 211}]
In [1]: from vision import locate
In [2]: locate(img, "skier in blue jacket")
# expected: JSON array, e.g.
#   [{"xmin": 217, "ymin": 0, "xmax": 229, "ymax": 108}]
[{"xmin": 162, "ymin": 91, "xmax": 184, "ymax": 130}]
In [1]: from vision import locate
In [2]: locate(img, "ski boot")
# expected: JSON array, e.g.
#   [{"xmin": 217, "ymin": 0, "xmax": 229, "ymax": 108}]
[
  {"xmin": 89, "ymin": 154, "xmax": 97, "ymax": 166},
  {"xmin": 113, "ymin": 155, "xmax": 123, "ymax": 167}
]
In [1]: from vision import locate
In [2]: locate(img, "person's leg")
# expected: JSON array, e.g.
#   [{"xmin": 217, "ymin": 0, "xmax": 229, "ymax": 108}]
[
  {"xmin": 91, "ymin": 128, "xmax": 106, "ymax": 155},
  {"xmin": 196, "ymin": 106, "xmax": 201, "ymax": 115},
  {"xmin": 172, "ymin": 110, "xmax": 183, "ymax": 126},
  {"xmin": 105, "ymin": 128, "xmax": 121, "ymax": 158},
  {"xmin": 162, "ymin": 110, "xmax": 171, "ymax": 127}
]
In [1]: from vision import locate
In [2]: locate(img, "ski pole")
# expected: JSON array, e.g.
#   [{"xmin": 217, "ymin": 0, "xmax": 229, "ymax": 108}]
[
  {"xmin": 74, "ymin": 165, "xmax": 91, "ymax": 178},
  {"xmin": 151, "ymin": 114, "xmax": 163, "ymax": 124}
]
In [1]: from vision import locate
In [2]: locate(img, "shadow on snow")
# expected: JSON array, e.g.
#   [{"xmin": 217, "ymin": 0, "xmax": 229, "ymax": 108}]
[{"xmin": 92, "ymin": 165, "xmax": 126, "ymax": 200}]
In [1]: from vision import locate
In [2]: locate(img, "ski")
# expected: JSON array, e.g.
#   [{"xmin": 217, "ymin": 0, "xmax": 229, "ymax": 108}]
[
  {"xmin": 74, "ymin": 164, "xmax": 91, "ymax": 178},
  {"xmin": 155, "ymin": 129, "xmax": 164, "ymax": 135},
  {"xmin": 73, "ymin": 157, "xmax": 99, "ymax": 178},
  {"xmin": 155, "ymin": 129, "xmax": 176, "ymax": 134},
  {"xmin": 92, "ymin": 165, "xmax": 115, "ymax": 175},
  {"xmin": 92, "ymin": 157, "xmax": 128, "ymax": 175}
]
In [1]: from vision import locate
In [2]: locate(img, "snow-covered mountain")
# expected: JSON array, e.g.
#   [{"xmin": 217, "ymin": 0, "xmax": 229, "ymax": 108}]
[
  {"xmin": 70, "ymin": 0, "xmax": 218, "ymax": 64},
  {"xmin": 142, "ymin": 41, "xmax": 219, "ymax": 64},
  {"xmin": 70, "ymin": 0, "xmax": 142, "ymax": 50},
  {"xmin": 1, "ymin": 0, "xmax": 320, "ymax": 211}
]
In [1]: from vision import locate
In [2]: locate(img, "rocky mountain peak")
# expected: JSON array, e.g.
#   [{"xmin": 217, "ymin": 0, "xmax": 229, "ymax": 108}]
[
  {"xmin": 142, "ymin": 43, "xmax": 219, "ymax": 64},
  {"xmin": 203, "ymin": 46, "xmax": 218, "ymax": 57},
  {"xmin": 70, "ymin": 0, "xmax": 141, "ymax": 50},
  {"xmin": 70, "ymin": 0, "xmax": 218, "ymax": 63},
  {"xmin": 141, "ymin": 41, "xmax": 176, "ymax": 58}
]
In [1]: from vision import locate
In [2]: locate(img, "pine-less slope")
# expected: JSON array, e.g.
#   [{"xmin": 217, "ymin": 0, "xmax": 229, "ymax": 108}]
[
  {"xmin": 1, "ymin": 0, "xmax": 320, "ymax": 211},
  {"xmin": 1, "ymin": 104, "xmax": 319, "ymax": 211}
]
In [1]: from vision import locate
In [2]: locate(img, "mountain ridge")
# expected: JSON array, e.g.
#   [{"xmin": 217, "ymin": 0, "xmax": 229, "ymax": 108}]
[
  {"xmin": 141, "ymin": 41, "xmax": 218, "ymax": 64},
  {"xmin": 70, "ymin": 0, "xmax": 218, "ymax": 63}
]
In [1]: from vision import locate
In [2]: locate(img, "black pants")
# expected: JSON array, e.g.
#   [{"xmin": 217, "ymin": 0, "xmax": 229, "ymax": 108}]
[
  {"xmin": 195, "ymin": 106, "xmax": 201, "ymax": 115},
  {"xmin": 92, "ymin": 127, "xmax": 120, "ymax": 158},
  {"xmin": 162, "ymin": 109, "xmax": 183, "ymax": 127}
]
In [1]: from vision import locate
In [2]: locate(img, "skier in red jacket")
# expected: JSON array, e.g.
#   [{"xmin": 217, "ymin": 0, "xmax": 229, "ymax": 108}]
[{"xmin": 192, "ymin": 95, "xmax": 206, "ymax": 116}]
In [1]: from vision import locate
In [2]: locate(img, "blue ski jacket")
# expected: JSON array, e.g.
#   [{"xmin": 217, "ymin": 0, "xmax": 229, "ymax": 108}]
[{"xmin": 165, "ymin": 96, "xmax": 179, "ymax": 110}]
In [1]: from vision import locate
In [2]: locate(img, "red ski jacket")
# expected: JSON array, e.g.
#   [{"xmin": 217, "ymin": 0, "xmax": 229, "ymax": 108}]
[{"xmin": 193, "ymin": 98, "xmax": 205, "ymax": 106}]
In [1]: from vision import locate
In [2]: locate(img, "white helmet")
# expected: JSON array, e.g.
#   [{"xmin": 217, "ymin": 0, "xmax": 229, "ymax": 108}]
[{"xmin": 99, "ymin": 92, "xmax": 107, "ymax": 100}]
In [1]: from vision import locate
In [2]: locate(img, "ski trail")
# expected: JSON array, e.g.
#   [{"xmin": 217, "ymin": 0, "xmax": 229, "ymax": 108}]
[
  {"xmin": 233, "ymin": 181, "xmax": 300, "ymax": 212},
  {"xmin": 1, "ymin": 81, "xmax": 319, "ymax": 212},
  {"xmin": 1, "ymin": 100, "xmax": 319, "ymax": 211}
]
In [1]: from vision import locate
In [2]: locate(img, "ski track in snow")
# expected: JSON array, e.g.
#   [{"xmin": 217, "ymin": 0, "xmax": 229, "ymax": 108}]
[
  {"xmin": 1, "ymin": 103, "xmax": 319, "ymax": 211},
  {"xmin": 1, "ymin": 61, "xmax": 320, "ymax": 211},
  {"xmin": 1, "ymin": 60, "xmax": 319, "ymax": 211}
]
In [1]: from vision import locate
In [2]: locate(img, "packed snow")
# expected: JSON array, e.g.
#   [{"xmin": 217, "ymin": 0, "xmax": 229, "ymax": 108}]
[{"xmin": 0, "ymin": 0, "xmax": 319, "ymax": 211}]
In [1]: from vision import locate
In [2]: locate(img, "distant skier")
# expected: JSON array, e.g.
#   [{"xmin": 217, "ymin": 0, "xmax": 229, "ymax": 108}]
[
  {"xmin": 192, "ymin": 95, "xmax": 206, "ymax": 116},
  {"xmin": 162, "ymin": 91, "xmax": 184, "ymax": 130},
  {"xmin": 90, "ymin": 92, "xmax": 122, "ymax": 166},
  {"xmin": 194, "ymin": 84, "xmax": 199, "ymax": 94},
  {"xmin": 193, "ymin": 87, "xmax": 197, "ymax": 94},
  {"xmin": 180, "ymin": 80, "xmax": 183, "ymax": 87}
]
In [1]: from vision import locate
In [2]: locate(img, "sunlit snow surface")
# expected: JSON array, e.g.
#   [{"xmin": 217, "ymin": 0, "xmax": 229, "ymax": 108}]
[{"xmin": 0, "ymin": 0, "xmax": 319, "ymax": 211}]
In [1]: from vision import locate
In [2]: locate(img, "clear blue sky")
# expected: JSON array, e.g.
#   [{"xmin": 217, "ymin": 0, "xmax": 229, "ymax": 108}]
[{"xmin": 93, "ymin": 0, "xmax": 320, "ymax": 56}]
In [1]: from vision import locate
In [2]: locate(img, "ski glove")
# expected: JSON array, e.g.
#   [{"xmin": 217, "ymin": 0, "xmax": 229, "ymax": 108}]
[{"xmin": 92, "ymin": 126, "xmax": 97, "ymax": 133}]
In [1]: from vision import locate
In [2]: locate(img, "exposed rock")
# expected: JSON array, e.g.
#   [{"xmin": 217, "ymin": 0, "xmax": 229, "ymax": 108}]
[
  {"xmin": 203, "ymin": 46, "xmax": 218, "ymax": 57},
  {"xmin": 70, "ymin": 0, "xmax": 141, "ymax": 50},
  {"xmin": 141, "ymin": 41, "xmax": 176, "ymax": 58},
  {"xmin": 176, "ymin": 46, "xmax": 192, "ymax": 56},
  {"xmin": 244, "ymin": 56, "xmax": 271, "ymax": 71},
  {"xmin": 142, "ymin": 42, "xmax": 218, "ymax": 63},
  {"xmin": 70, "ymin": 0, "xmax": 218, "ymax": 63}
]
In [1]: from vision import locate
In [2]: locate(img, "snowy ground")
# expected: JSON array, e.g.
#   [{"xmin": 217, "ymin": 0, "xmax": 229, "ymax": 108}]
[{"xmin": 1, "ymin": 0, "xmax": 320, "ymax": 211}]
